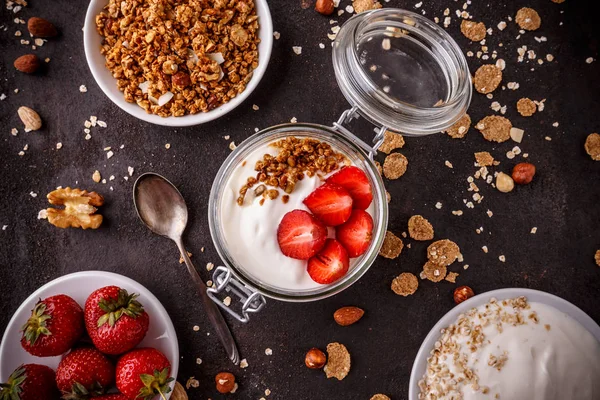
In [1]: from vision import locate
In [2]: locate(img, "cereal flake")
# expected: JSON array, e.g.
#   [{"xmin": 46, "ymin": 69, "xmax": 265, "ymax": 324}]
[
  {"xmin": 391, "ymin": 272, "xmax": 418, "ymax": 296},
  {"xmin": 517, "ymin": 98, "xmax": 537, "ymax": 117},
  {"xmin": 324, "ymin": 343, "xmax": 351, "ymax": 380},
  {"xmin": 383, "ymin": 153, "xmax": 408, "ymax": 179},
  {"xmin": 460, "ymin": 20, "xmax": 486, "ymax": 42},
  {"xmin": 421, "ymin": 261, "xmax": 447, "ymax": 282},
  {"xmin": 584, "ymin": 133, "xmax": 600, "ymax": 161},
  {"xmin": 445, "ymin": 114, "xmax": 471, "ymax": 139},
  {"xmin": 475, "ymin": 151, "xmax": 494, "ymax": 167},
  {"xmin": 378, "ymin": 130, "xmax": 405, "ymax": 154},
  {"xmin": 473, "ymin": 65, "xmax": 502, "ymax": 94},
  {"xmin": 379, "ymin": 231, "xmax": 404, "ymax": 259},
  {"xmin": 408, "ymin": 215, "xmax": 434, "ymax": 241},
  {"xmin": 427, "ymin": 239, "xmax": 460, "ymax": 266},
  {"xmin": 476, "ymin": 116, "xmax": 512, "ymax": 143},
  {"xmin": 516, "ymin": 7, "xmax": 541, "ymax": 31}
]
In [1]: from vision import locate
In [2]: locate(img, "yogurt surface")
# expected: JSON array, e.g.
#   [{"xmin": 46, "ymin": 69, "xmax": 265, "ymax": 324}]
[{"xmin": 220, "ymin": 140, "xmax": 372, "ymax": 291}]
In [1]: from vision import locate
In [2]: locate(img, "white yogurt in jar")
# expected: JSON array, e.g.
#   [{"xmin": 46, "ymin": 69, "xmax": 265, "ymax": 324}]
[
  {"xmin": 419, "ymin": 297, "xmax": 600, "ymax": 400},
  {"xmin": 220, "ymin": 140, "xmax": 372, "ymax": 291}
]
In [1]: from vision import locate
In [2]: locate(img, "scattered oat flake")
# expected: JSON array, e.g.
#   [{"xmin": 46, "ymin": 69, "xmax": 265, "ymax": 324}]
[
  {"xmin": 192, "ymin": 325, "xmax": 200, "ymax": 331},
  {"xmin": 178, "ymin": 251, "xmax": 193, "ymax": 264},
  {"xmin": 378, "ymin": 130, "xmax": 405, "ymax": 154},
  {"xmin": 445, "ymin": 114, "xmax": 471, "ymax": 139},
  {"xmin": 229, "ymin": 141, "xmax": 237, "ymax": 151},
  {"xmin": 473, "ymin": 65, "xmax": 502, "ymax": 94},
  {"xmin": 196, "ymin": 358, "xmax": 202, "ymax": 365},
  {"xmin": 324, "ymin": 343, "xmax": 351, "ymax": 380},
  {"xmin": 240, "ymin": 359, "xmax": 248, "ymax": 368},
  {"xmin": 516, "ymin": 7, "xmax": 541, "ymax": 31},
  {"xmin": 292, "ymin": 46, "xmax": 302, "ymax": 55},
  {"xmin": 586, "ymin": 57, "xmax": 595, "ymax": 64},
  {"xmin": 319, "ymin": 43, "xmax": 325, "ymax": 49},
  {"xmin": 435, "ymin": 202, "xmax": 443, "ymax": 209},
  {"xmin": 92, "ymin": 170, "xmax": 101, "ymax": 183},
  {"xmin": 499, "ymin": 255, "xmax": 506, "ymax": 262},
  {"xmin": 530, "ymin": 227, "xmax": 537, "ymax": 234},
  {"xmin": 345, "ymin": 5, "xmax": 354, "ymax": 13},
  {"xmin": 460, "ymin": 20, "xmax": 486, "ymax": 41},
  {"xmin": 476, "ymin": 116, "xmax": 512, "ymax": 143},
  {"xmin": 165, "ymin": 143, "xmax": 171, "ymax": 150},
  {"xmin": 391, "ymin": 273, "xmax": 418, "ymax": 296},
  {"xmin": 223, "ymin": 296, "xmax": 232, "ymax": 306},
  {"xmin": 408, "ymin": 215, "xmax": 434, "ymax": 241},
  {"xmin": 273, "ymin": 31, "xmax": 280, "ymax": 40},
  {"xmin": 584, "ymin": 133, "xmax": 600, "ymax": 161},
  {"xmin": 290, "ymin": 117, "xmax": 297, "ymax": 123},
  {"xmin": 106, "ymin": 151, "xmax": 114, "ymax": 159},
  {"xmin": 383, "ymin": 152, "xmax": 408, "ymax": 179},
  {"xmin": 379, "ymin": 231, "xmax": 404, "ymax": 259},
  {"xmin": 38, "ymin": 209, "xmax": 48, "ymax": 220},
  {"xmin": 482, "ymin": 245, "xmax": 489, "ymax": 253}
]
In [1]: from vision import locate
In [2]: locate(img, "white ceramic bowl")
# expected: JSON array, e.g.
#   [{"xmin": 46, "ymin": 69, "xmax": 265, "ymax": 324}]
[
  {"xmin": 0, "ymin": 271, "xmax": 179, "ymax": 398},
  {"xmin": 408, "ymin": 288, "xmax": 600, "ymax": 399},
  {"xmin": 83, "ymin": 0, "xmax": 273, "ymax": 127}
]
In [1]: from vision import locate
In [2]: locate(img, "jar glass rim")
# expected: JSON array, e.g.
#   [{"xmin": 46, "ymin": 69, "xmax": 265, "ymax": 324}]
[{"xmin": 208, "ymin": 123, "xmax": 389, "ymax": 302}]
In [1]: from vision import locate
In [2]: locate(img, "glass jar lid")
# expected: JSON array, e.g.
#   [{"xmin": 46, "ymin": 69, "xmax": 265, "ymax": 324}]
[{"xmin": 332, "ymin": 9, "xmax": 472, "ymax": 136}]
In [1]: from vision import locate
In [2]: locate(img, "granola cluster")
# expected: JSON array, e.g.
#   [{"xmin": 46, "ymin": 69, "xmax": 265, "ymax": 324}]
[
  {"xmin": 237, "ymin": 137, "xmax": 348, "ymax": 205},
  {"xmin": 95, "ymin": 0, "xmax": 260, "ymax": 117}
]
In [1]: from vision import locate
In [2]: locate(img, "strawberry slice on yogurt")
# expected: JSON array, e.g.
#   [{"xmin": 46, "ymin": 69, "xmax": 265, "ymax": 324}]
[
  {"xmin": 303, "ymin": 183, "xmax": 353, "ymax": 226},
  {"xmin": 307, "ymin": 239, "xmax": 350, "ymax": 284},
  {"xmin": 336, "ymin": 209, "xmax": 374, "ymax": 257},
  {"xmin": 326, "ymin": 166, "xmax": 373, "ymax": 210},
  {"xmin": 277, "ymin": 210, "xmax": 328, "ymax": 260}
]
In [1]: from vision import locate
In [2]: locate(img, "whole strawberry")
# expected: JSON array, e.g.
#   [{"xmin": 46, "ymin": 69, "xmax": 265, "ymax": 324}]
[
  {"xmin": 55, "ymin": 348, "xmax": 114, "ymax": 397},
  {"xmin": 85, "ymin": 286, "xmax": 149, "ymax": 355},
  {"xmin": 0, "ymin": 364, "xmax": 59, "ymax": 400},
  {"xmin": 116, "ymin": 348, "xmax": 172, "ymax": 400},
  {"xmin": 20, "ymin": 294, "xmax": 84, "ymax": 357}
]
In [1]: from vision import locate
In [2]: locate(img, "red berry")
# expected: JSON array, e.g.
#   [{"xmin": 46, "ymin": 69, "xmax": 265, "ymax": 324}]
[
  {"xmin": 303, "ymin": 183, "xmax": 353, "ymax": 226},
  {"xmin": 336, "ymin": 209, "xmax": 374, "ymax": 257},
  {"xmin": 0, "ymin": 364, "xmax": 59, "ymax": 400},
  {"xmin": 55, "ymin": 348, "xmax": 115, "ymax": 396},
  {"xmin": 307, "ymin": 239, "xmax": 350, "ymax": 284},
  {"xmin": 116, "ymin": 348, "xmax": 172, "ymax": 400},
  {"xmin": 20, "ymin": 294, "xmax": 84, "ymax": 357},
  {"xmin": 84, "ymin": 286, "xmax": 150, "ymax": 355},
  {"xmin": 326, "ymin": 166, "xmax": 373, "ymax": 210},
  {"xmin": 277, "ymin": 210, "xmax": 327, "ymax": 260}
]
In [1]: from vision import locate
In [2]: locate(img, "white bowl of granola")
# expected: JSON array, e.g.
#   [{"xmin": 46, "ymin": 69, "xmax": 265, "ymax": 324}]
[
  {"xmin": 83, "ymin": 0, "xmax": 273, "ymax": 127},
  {"xmin": 409, "ymin": 288, "xmax": 600, "ymax": 400}
]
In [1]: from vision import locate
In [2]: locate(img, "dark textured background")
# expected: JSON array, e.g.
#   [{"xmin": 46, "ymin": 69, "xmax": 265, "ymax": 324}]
[{"xmin": 1, "ymin": 0, "xmax": 599, "ymax": 398}]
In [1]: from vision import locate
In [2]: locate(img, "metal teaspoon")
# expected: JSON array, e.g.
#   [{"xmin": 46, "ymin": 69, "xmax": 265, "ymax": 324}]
[{"xmin": 133, "ymin": 172, "xmax": 240, "ymax": 364}]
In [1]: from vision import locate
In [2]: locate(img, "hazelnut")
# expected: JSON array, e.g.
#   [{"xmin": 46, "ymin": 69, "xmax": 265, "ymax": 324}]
[
  {"xmin": 305, "ymin": 348, "xmax": 327, "ymax": 369},
  {"xmin": 215, "ymin": 372, "xmax": 235, "ymax": 394},
  {"xmin": 171, "ymin": 71, "xmax": 191, "ymax": 88},
  {"xmin": 495, "ymin": 172, "xmax": 515, "ymax": 193},
  {"xmin": 454, "ymin": 286, "xmax": 475, "ymax": 304},
  {"xmin": 512, "ymin": 162, "xmax": 536, "ymax": 184},
  {"xmin": 315, "ymin": 0, "xmax": 335, "ymax": 15}
]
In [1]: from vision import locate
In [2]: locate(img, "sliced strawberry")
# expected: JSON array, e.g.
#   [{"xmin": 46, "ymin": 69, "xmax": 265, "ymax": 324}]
[
  {"xmin": 326, "ymin": 166, "xmax": 373, "ymax": 210},
  {"xmin": 303, "ymin": 183, "xmax": 353, "ymax": 226},
  {"xmin": 307, "ymin": 239, "xmax": 350, "ymax": 284},
  {"xmin": 277, "ymin": 210, "xmax": 328, "ymax": 260},
  {"xmin": 336, "ymin": 209, "xmax": 374, "ymax": 257}
]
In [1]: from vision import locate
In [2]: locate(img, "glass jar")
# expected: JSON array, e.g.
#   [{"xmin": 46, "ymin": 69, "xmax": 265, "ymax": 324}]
[{"xmin": 206, "ymin": 9, "xmax": 471, "ymax": 323}]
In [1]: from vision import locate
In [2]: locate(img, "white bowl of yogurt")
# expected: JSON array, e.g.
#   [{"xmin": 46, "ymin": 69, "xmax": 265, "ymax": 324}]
[
  {"xmin": 409, "ymin": 288, "xmax": 600, "ymax": 400},
  {"xmin": 206, "ymin": 123, "xmax": 388, "ymax": 320}
]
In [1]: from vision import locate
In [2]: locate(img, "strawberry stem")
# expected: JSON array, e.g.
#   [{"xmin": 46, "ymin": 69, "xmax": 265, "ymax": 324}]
[
  {"xmin": 21, "ymin": 302, "xmax": 51, "ymax": 345},
  {"xmin": 97, "ymin": 288, "xmax": 144, "ymax": 327}
]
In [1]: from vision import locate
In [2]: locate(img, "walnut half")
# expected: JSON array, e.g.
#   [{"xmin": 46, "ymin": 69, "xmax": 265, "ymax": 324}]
[{"xmin": 45, "ymin": 187, "xmax": 104, "ymax": 229}]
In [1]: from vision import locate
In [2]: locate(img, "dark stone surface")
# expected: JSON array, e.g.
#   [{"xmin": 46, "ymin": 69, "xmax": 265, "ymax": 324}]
[{"xmin": 1, "ymin": 0, "xmax": 599, "ymax": 399}]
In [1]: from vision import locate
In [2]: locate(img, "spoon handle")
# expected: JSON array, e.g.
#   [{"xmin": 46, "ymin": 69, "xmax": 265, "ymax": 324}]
[{"xmin": 176, "ymin": 239, "xmax": 240, "ymax": 365}]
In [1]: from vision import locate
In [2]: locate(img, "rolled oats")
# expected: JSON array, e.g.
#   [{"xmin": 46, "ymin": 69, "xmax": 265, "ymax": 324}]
[
  {"xmin": 584, "ymin": 133, "xmax": 600, "ymax": 161},
  {"xmin": 408, "ymin": 215, "xmax": 434, "ymax": 241},
  {"xmin": 324, "ymin": 343, "xmax": 351, "ymax": 380},
  {"xmin": 473, "ymin": 64, "xmax": 502, "ymax": 94},
  {"xmin": 427, "ymin": 239, "xmax": 460, "ymax": 266},
  {"xmin": 444, "ymin": 113, "xmax": 471, "ymax": 139},
  {"xmin": 421, "ymin": 260, "xmax": 447, "ymax": 282},
  {"xmin": 516, "ymin": 7, "xmax": 541, "ymax": 31},
  {"xmin": 476, "ymin": 115, "xmax": 512, "ymax": 143},
  {"xmin": 460, "ymin": 20, "xmax": 486, "ymax": 42},
  {"xmin": 517, "ymin": 98, "xmax": 537, "ymax": 117},
  {"xmin": 95, "ymin": 0, "xmax": 260, "ymax": 117},
  {"xmin": 379, "ymin": 231, "xmax": 404, "ymax": 259},
  {"xmin": 378, "ymin": 130, "xmax": 405, "ymax": 154},
  {"xmin": 391, "ymin": 272, "xmax": 418, "ymax": 296},
  {"xmin": 383, "ymin": 152, "xmax": 408, "ymax": 179}
]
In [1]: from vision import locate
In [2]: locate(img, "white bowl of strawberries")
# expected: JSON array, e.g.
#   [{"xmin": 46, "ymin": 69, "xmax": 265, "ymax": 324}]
[{"xmin": 0, "ymin": 271, "xmax": 178, "ymax": 399}]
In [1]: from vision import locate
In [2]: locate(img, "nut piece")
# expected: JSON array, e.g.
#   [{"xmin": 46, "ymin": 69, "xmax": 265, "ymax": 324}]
[
  {"xmin": 324, "ymin": 343, "xmax": 351, "ymax": 380},
  {"xmin": 215, "ymin": 372, "xmax": 236, "ymax": 394},
  {"xmin": 171, "ymin": 382, "xmax": 189, "ymax": 400},
  {"xmin": 14, "ymin": 54, "xmax": 41, "ymax": 73},
  {"xmin": 512, "ymin": 162, "xmax": 536, "ymax": 184},
  {"xmin": 379, "ymin": 231, "xmax": 404, "ymax": 259},
  {"xmin": 383, "ymin": 152, "xmax": 408, "ymax": 179},
  {"xmin": 408, "ymin": 215, "xmax": 434, "ymax": 241},
  {"xmin": 585, "ymin": 133, "xmax": 600, "ymax": 161},
  {"xmin": 473, "ymin": 65, "xmax": 502, "ymax": 94},
  {"xmin": 315, "ymin": 0, "xmax": 335, "ymax": 15},
  {"xmin": 516, "ymin": 7, "xmax": 541, "ymax": 31},
  {"xmin": 171, "ymin": 71, "xmax": 191, "ymax": 88},
  {"xmin": 517, "ymin": 98, "xmax": 537, "ymax": 117},
  {"xmin": 496, "ymin": 172, "xmax": 515, "ymax": 193},
  {"xmin": 444, "ymin": 113, "xmax": 471, "ymax": 139},
  {"xmin": 45, "ymin": 187, "xmax": 104, "ymax": 229},
  {"xmin": 370, "ymin": 396, "xmax": 391, "ymax": 400},
  {"xmin": 476, "ymin": 116, "xmax": 512, "ymax": 143},
  {"xmin": 17, "ymin": 106, "xmax": 42, "ymax": 131},
  {"xmin": 305, "ymin": 348, "xmax": 327, "ymax": 369},
  {"xmin": 460, "ymin": 20, "xmax": 486, "ymax": 42},
  {"xmin": 333, "ymin": 306, "xmax": 365, "ymax": 326},
  {"xmin": 391, "ymin": 272, "xmax": 418, "ymax": 296},
  {"xmin": 27, "ymin": 17, "xmax": 58, "ymax": 37},
  {"xmin": 454, "ymin": 285, "xmax": 475, "ymax": 304}
]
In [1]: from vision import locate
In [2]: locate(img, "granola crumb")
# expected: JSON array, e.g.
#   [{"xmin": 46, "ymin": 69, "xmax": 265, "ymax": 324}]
[
  {"xmin": 324, "ymin": 343, "xmax": 351, "ymax": 380},
  {"xmin": 240, "ymin": 359, "xmax": 248, "ymax": 369},
  {"xmin": 265, "ymin": 348, "xmax": 272, "ymax": 356},
  {"xmin": 379, "ymin": 231, "xmax": 404, "ymax": 259},
  {"xmin": 421, "ymin": 261, "xmax": 447, "ymax": 282},
  {"xmin": 584, "ymin": 133, "xmax": 600, "ymax": 161},
  {"xmin": 186, "ymin": 377, "xmax": 199, "ymax": 389},
  {"xmin": 445, "ymin": 114, "xmax": 471, "ymax": 139},
  {"xmin": 179, "ymin": 251, "xmax": 193, "ymax": 264},
  {"xmin": 531, "ymin": 227, "xmax": 538, "ymax": 234},
  {"xmin": 445, "ymin": 272, "xmax": 459, "ymax": 283},
  {"xmin": 383, "ymin": 152, "xmax": 408, "ymax": 179},
  {"xmin": 391, "ymin": 273, "xmax": 418, "ymax": 296},
  {"xmin": 92, "ymin": 170, "xmax": 101, "ymax": 183},
  {"xmin": 517, "ymin": 98, "xmax": 537, "ymax": 117},
  {"xmin": 516, "ymin": 7, "xmax": 541, "ymax": 31},
  {"xmin": 475, "ymin": 151, "xmax": 494, "ymax": 167},
  {"xmin": 473, "ymin": 65, "xmax": 502, "ymax": 94},
  {"xmin": 460, "ymin": 20, "xmax": 486, "ymax": 41},
  {"xmin": 408, "ymin": 215, "xmax": 435, "ymax": 241},
  {"xmin": 476, "ymin": 115, "xmax": 512, "ymax": 143},
  {"xmin": 378, "ymin": 130, "xmax": 405, "ymax": 154},
  {"xmin": 427, "ymin": 239, "xmax": 460, "ymax": 266}
]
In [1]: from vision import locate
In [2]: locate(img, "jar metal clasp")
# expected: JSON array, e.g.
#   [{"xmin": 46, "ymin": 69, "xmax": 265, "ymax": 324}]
[
  {"xmin": 207, "ymin": 266, "xmax": 267, "ymax": 323},
  {"xmin": 332, "ymin": 105, "xmax": 387, "ymax": 160}
]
